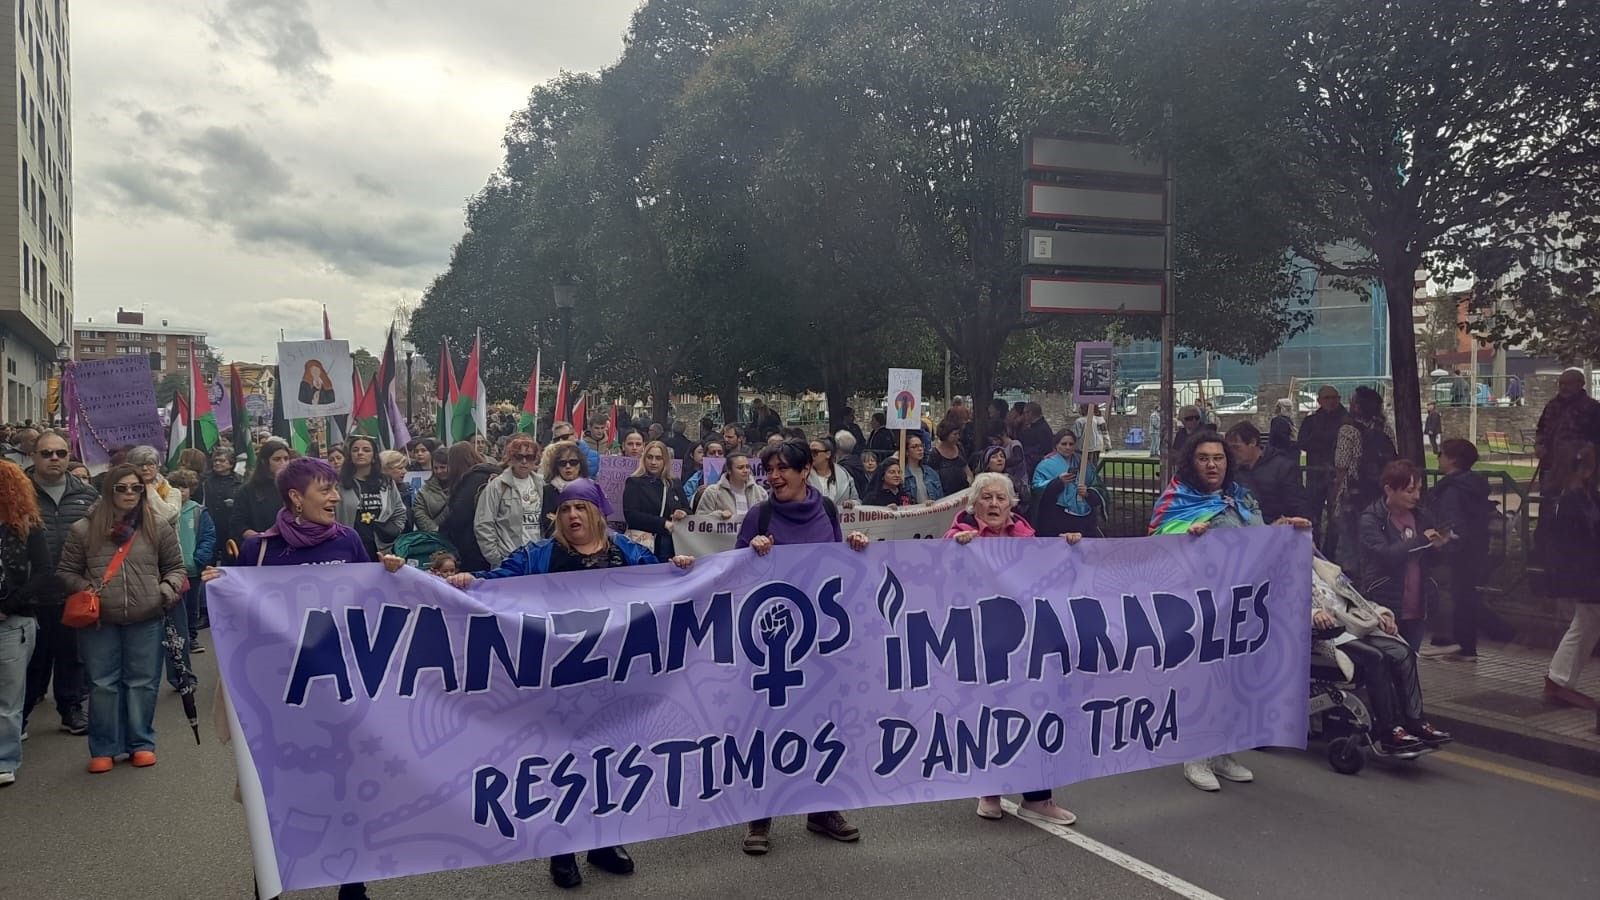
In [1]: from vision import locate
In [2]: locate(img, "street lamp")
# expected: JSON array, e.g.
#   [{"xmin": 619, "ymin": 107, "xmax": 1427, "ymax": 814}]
[
  {"xmin": 53, "ymin": 338, "xmax": 71, "ymax": 425},
  {"xmin": 553, "ymin": 282, "xmax": 577, "ymax": 370}
]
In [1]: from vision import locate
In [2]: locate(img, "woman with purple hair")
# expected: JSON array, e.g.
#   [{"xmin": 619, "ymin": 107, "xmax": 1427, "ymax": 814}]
[
  {"xmin": 203, "ymin": 457, "xmax": 402, "ymax": 900},
  {"xmin": 448, "ymin": 477, "xmax": 692, "ymax": 890}
]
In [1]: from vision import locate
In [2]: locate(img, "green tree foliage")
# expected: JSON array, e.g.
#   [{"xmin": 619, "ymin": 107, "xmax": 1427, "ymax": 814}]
[
  {"xmin": 1092, "ymin": 0, "xmax": 1600, "ymax": 461},
  {"xmin": 411, "ymin": 0, "xmax": 1325, "ymax": 429}
]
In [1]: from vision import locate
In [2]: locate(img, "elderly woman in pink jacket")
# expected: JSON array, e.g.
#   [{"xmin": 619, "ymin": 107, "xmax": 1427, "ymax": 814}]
[{"xmin": 944, "ymin": 471, "xmax": 1081, "ymax": 826}]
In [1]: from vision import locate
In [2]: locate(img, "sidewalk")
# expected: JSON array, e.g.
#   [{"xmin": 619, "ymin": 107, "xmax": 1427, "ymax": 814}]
[{"xmin": 1418, "ymin": 642, "xmax": 1600, "ymax": 774}]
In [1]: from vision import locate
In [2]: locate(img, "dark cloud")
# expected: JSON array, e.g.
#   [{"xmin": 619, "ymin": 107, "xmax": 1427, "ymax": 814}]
[
  {"xmin": 208, "ymin": 0, "xmax": 331, "ymax": 89},
  {"xmin": 232, "ymin": 211, "xmax": 452, "ymax": 275},
  {"xmin": 99, "ymin": 162, "xmax": 196, "ymax": 215},
  {"xmin": 134, "ymin": 110, "xmax": 165, "ymax": 135},
  {"xmin": 178, "ymin": 125, "xmax": 295, "ymax": 216}
]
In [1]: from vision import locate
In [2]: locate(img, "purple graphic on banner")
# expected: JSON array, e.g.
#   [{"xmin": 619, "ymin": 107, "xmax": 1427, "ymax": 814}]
[
  {"xmin": 702, "ymin": 455, "xmax": 724, "ymax": 486},
  {"xmin": 208, "ymin": 528, "xmax": 1311, "ymax": 891},
  {"xmin": 68, "ymin": 358, "xmax": 165, "ymax": 467}
]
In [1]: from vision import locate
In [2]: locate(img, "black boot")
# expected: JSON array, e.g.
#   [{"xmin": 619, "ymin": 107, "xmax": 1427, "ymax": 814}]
[
  {"xmin": 550, "ymin": 853, "xmax": 582, "ymax": 889},
  {"xmin": 337, "ymin": 883, "xmax": 369, "ymax": 900},
  {"xmin": 587, "ymin": 845, "xmax": 634, "ymax": 875}
]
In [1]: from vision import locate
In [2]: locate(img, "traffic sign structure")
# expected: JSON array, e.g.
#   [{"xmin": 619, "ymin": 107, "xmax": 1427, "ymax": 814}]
[
  {"xmin": 1023, "ymin": 275, "xmax": 1166, "ymax": 316},
  {"xmin": 1025, "ymin": 228, "xmax": 1165, "ymax": 270}
]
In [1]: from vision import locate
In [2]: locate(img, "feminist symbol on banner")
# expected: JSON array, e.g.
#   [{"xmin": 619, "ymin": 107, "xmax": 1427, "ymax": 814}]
[{"xmin": 738, "ymin": 584, "xmax": 819, "ymax": 707}]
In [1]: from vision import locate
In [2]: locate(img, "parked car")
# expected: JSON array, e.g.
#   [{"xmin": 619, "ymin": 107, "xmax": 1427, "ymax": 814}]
[{"xmin": 1212, "ymin": 392, "xmax": 1257, "ymax": 415}]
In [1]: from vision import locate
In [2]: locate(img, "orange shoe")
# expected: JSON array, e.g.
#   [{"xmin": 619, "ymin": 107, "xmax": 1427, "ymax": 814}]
[
  {"xmin": 87, "ymin": 756, "xmax": 114, "ymax": 774},
  {"xmin": 130, "ymin": 750, "xmax": 157, "ymax": 768}
]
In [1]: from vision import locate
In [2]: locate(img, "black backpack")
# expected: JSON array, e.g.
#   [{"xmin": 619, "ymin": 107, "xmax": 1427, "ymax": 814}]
[
  {"xmin": 1349, "ymin": 422, "xmax": 1396, "ymax": 502},
  {"xmin": 756, "ymin": 496, "xmax": 840, "ymax": 537}
]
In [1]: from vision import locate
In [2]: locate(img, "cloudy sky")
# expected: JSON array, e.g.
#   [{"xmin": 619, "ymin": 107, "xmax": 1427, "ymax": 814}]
[{"xmin": 74, "ymin": 0, "xmax": 641, "ymax": 363}]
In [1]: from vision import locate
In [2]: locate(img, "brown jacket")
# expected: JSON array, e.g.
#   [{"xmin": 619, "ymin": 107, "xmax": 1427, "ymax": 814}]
[{"xmin": 57, "ymin": 518, "xmax": 186, "ymax": 625}]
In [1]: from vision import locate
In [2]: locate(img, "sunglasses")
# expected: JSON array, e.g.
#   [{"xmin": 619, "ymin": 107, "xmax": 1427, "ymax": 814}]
[
  {"xmin": 558, "ymin": 458, "xmax": 582, "ymax": 467},
  {"xmin": 113, "ymin": 483, "xmax": 147, "ymax": 495},
  {"xmin": 513, "ymin": 453, "xmax": 538, "ymax": 462},
  {"xmin": 811, "ymin": 447, "xmax": 827, "ymax": 455},
  {"xmin": 37, "ymin": 448, "xmax": 69, "ymax": 459}
]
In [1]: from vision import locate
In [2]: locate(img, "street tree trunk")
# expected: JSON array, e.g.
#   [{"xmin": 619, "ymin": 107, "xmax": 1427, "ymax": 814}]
[
  {"xmin": 649, "ymin": 369, "xmax": 674, "ymax": 428},
  {"xmin": 1382, "ymin": 261, "xmax": 1426, "ymax": 465},
  {"xmin": 718, "ymin": 376, "xmax": 740, "ymax": 427}
]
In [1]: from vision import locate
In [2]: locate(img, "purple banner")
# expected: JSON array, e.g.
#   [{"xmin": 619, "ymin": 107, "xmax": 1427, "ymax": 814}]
[
  {"xmin": 208, "ymin": 528, "xmax": 1310, "ymax": 891},
  {"xmin": 67, "ymin": 357, "xmax": 164, "ymax": 468}
]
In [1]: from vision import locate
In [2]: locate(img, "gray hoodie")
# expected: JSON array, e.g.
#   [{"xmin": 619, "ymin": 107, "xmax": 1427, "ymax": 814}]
[{"xmin": 475, "ymin": 467, "xmax": 546, "ymax": 565}]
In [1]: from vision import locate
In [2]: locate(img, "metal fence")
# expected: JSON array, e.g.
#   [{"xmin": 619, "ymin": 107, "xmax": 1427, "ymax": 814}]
[{"xmin": 1093, "ymin": 455, "xmax": 1530, "ymax": 563}]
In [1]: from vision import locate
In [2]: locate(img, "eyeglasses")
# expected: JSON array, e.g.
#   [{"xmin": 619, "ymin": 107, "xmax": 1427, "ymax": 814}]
[
  {"xmin": 513, "ymin": 453, "xmax": 538, "ymax": 462},
  {"xmin": 36, "ymin": 448, "xmax": 69, "ymax": 459},
  {"xmin": 113, "ymin": 483, "xmax": 147, "ymax": 495},
  {"xmin": 558, "ymin": 458, "xmax": 581, "ymax": 467}
]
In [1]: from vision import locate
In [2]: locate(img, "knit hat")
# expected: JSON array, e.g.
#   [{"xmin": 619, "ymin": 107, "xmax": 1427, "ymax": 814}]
[{"xmin": 556, "ymin": 477, "xmax": 613, "ymax": 518}]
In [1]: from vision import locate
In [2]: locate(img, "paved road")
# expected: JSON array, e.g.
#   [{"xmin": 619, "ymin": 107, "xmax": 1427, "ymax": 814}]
[{"xmin": 5, "ymin": 647, "xmax": 1599, "ymax": 899}]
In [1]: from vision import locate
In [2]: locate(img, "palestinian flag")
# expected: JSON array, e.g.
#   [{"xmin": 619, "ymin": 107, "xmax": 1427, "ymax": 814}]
[
  {"xmin": 450, "ymin": 332, "xmax": 486, "ymax": 442},
  {"xmin": 352, "ymin": 369, "xmax": 381, "ymax": 439},
  {"xmin": 229, "ymin": 364, "xmax": 255, "ymax": 471},
  {"xmin": 187, "ymin": 356, "xmax": 221, "ymax": 454},
  {"xmin": 270, "ymin": 367, "xmax": 310, "ymax": 454},
  {"xmin": 374, "ymin": 327, "xmax": 400, "ymax": 450},
  {"xmin": 606, "ymin": 401, "xmax": 619, "ymax": 448},
  {"xmin": 552, "ymin": 362, "xmax": 569, "ymax": 428},
  {"xmin": 436, "ymin": 340, "xmax": 457, "ymax": 446},
  {"xmin": 517, "ymin": 351, "xmax": 542, "ymax": 435},
  {"xmin": 569, "ymin": 394, "xmax": 588, "ymax": 436},
  {"xmin": 166, "ymin": 397, "xmax": 189, "ymax": 469}
]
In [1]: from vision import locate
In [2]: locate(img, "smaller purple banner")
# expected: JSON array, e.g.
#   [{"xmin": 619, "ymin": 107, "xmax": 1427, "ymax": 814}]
[{"xmin": 68, "ymin": 357, "xmax": 164, "ymax": 467}]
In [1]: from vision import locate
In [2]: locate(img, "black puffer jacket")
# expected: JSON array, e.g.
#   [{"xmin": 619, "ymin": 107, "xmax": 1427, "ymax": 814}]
[
  {"xmin": 442, "ymin": 463, "xmax": 501, "ymax": 572},
  {"xmin": 1235, "ymin": 447, "xmax": 1306, "ymax": 524},
  {"xmin": 32, "ymin": 472, "xmax": 98, "ymax": 564},
  {"xmin": 0, "ymin": 523, "xmax": 58, "ymax": 617}
]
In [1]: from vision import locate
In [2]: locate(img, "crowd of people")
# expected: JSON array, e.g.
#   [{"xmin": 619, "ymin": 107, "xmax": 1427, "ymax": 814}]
[{"xmin": 0, "ymin": 369, "xmax": 1596, "ymax": 896}]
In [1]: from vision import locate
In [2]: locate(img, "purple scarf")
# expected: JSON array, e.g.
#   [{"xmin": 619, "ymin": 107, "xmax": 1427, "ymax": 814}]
[{"xmin": 263, "ymin": 507, "xmax": 343, "ymax": 550}]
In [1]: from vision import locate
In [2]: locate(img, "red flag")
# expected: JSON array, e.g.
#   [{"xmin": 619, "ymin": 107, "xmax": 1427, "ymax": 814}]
[
  {"xmin": 552, "ymin": 363, "xmax": 569, "ymax": 427},
  {"xmin": 569, "ymin": 395, "xmax": 587, "ymax": 435},
  {"xmin": 605, "ymin": 401, "xmax": 619, "ymax": 447},
  {"xmin": 322, "ymin": 305, "xmax": 333, "ymax": 340}
]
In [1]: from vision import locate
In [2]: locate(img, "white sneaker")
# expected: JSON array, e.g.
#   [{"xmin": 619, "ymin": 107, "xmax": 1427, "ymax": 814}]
[
  {"xmin": 1017, "ymin": 798, "xmax": 1077, "ymax": 826},
  {"xmin": 1183, "ymin": 759, "xmax": 1220, "ymax": 791},
  {"xmin": 975, "ymin": 795, "xmax": 1003, "ymax": 819},
  {"xmin": 0, "ymin": 771, "xmax": 15, "ymax": 786},
  {"xmin": 1211, "ymin": 753, "xmax": 1254, "ymax": 783}
]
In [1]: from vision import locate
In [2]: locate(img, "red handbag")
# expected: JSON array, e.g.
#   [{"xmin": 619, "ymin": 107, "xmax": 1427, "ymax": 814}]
[{"xmin": 62, "ymin": 539, "xmax": 134, "ymax": 628}]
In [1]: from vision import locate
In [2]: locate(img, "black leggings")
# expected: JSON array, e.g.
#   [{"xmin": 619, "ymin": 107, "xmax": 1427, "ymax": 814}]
[
  {"xmin": 1022, "ymin": 789, "xmax": 1051, "ymax": 802},
  {"xmin": 1341, "ymin": 634, "xmax": 1424, "ymax": 732}
]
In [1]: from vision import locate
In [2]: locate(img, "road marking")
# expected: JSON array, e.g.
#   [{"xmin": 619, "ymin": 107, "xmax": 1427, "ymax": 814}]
[
  {"xmin": 1000, "ymin": 799, "xmax": 1226, "ymax": 900},
  {"xmin": 1432, "ymin": 750, "xmax": 1600, "ymax": 802}
]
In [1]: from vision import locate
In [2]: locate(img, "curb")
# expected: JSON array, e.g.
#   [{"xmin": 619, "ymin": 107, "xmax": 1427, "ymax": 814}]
[{"xmin": 1427, "ymin": 703, "xmax": 1600, "ymax": 777}]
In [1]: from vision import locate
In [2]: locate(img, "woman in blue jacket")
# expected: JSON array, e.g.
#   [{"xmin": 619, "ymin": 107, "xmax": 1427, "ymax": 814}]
[{"xmin": 449, "ymin": 478, "xmax": 692, "ymax": 889}]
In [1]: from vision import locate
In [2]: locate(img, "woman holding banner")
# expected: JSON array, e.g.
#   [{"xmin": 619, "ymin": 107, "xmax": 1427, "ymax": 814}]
[
  {"xmin": 448, "ymin": 478, "xmax": 692, "ymax": 890},
  {"xmin": 947, "ymin": 471, "xmax": 1081, "ymax": 825},
  {"xmin": 1031, "ymin": 430, "xmax": 1107, "ymax": 538},
  {"xmin": 204, "ymin": 457, "xmax": 405, "ymax": 900},
  {"xmin": 736, "ymin": 439, "xmax": 871, "ymax": 855},
  {"xmin": 539, "ymin": 440, "xmax": 590, "ymax": 536},
  {"xmin": 700, "ymin": 450, "xmax": 767, "ymax": 518},
  {"xmin": 623, "ymin": 441, "xmax": 690, "ymax": 558},
  {"xmin": 1150, "ymin": 432, "xmax": 1311, "ymax": 792}
]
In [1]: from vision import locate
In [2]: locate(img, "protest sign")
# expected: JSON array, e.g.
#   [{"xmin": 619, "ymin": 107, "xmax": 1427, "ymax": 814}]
[
  {"xmin": 208, "ymin": 527, "xmax": 1310, "ymax": 892},
  {"xmin": 68, "ymin": 358, "xmax": 164, "ymax": 469},
  {"xmin": 1073, "ymin": 342, "xmax": 1115, "ymax": 406},
  {"xmin": 702, "ymin": 455, "xmax": 724, "ymax": 486},
  {"xmin": 675, "ymin": 490, "xmax": 969, "ymax": 556},
  {"xmin": 595, "ymin": 455, "xmax": 682, "ymax": 522},
  {"xmin": 277, "ymin": 340, "xmax": 353, "ymax": 419},
  {"xmin": 886, "ymin": 368, "xmax": 923, "ymax": 430}
]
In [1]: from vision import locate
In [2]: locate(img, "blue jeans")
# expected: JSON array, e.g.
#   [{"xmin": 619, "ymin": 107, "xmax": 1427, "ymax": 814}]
[
  {"xmin": 0, "ymin": 616, "xmax": 37, "ymax": 773},
  {"xmin": 78, "ymin": 617, "xmax": 164, "ymax": 758},
  {"xmin": 165, "ymin": 591, "xmax": 193, "ymax": 690}
]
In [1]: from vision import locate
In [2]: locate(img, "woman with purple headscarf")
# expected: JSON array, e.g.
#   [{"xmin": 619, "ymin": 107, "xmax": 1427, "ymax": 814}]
[
  {"xmin": 203, "ymin": 457, "xmax": 403, "ymax": 900},
  {"xmin": 448, "ymin": 477, "xmax": 692, "ymax": 890}
]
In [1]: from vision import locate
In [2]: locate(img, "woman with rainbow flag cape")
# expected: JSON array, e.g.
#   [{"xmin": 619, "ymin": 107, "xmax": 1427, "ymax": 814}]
[{"xmin": 1149, "ymin": 432, "xmax": 1312, "ymax": 792}]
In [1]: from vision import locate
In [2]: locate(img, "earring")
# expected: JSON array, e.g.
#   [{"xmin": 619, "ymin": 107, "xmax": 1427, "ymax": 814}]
[{"xmin": 293, "ymin": 505, "xmax": 304, "ymax": 524}]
